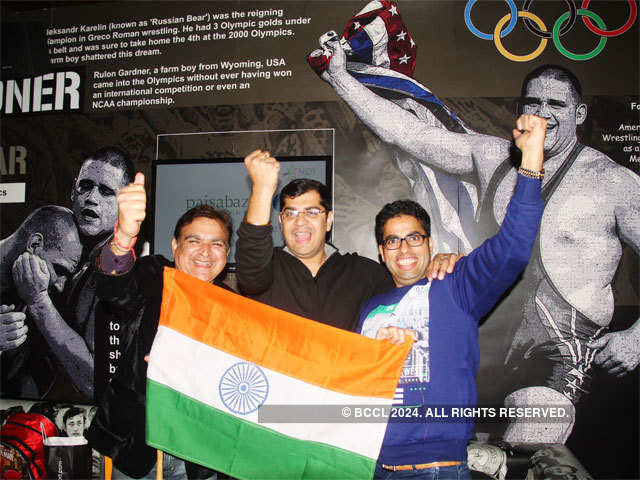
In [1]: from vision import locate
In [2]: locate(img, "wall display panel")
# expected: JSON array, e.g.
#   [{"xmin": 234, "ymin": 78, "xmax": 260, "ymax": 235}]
[
  {"xmin": 1, "ymin": 1, "xmax": 638, "ymax": 477},
  {"xmin": 153, "ymin": 154, "xmax": 332, "ymax": 264}
]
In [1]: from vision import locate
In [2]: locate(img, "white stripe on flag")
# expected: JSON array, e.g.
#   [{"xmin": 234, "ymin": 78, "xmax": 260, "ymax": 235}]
[
  {"xmin": 355, "ymin": 1, "xmax": 383, "ymax": 17},
  {"xmin": 365, "ymin": 17, "xmax": 390, "ymax": 68},
  {"xmin": 148, "ymin": 326, "xmax": 392, "ymax": 460}
]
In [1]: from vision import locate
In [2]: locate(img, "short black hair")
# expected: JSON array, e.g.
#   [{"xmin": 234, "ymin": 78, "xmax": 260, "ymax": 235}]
[
  {"xmin": 173, "ymin": 205, "xmax": 233, "ymax": 243},
  {"xmin": 521, "ymin": 64, "xmax": 582, "ymax": 104},
  {"xmin": 63, "ymin": 407, "xmax": 85, "ymax": 426},
  {"xmin": 375, "ymin": 200, "xmax": 431, "ymax": 245},
  {"xmin": 18, "ymin": 205, "xmax": 77, "ymax": 252},
  {"xmin": 279, "ymin": 178, "xmax": 331, "ymax": 211},
  {"xmin": 28, "ymin": 402, "xmax": 56, "ymax": 421},
  {"xmin": 84, "ymin": 146, "xmax": 134, "ymax": 186}
]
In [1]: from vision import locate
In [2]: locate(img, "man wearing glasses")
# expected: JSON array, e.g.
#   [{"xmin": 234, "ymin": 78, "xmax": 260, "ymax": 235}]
[
  {"xmin": 236, "ymin": 150, "xmax": 457, "ymax": 331},
  {"xmin": 236, "ymin": 150, "xmax": 394, "ymax": 331},
  {"xmin": 357, "ymin": 115, "xmax": 545, "ymax": 479}
]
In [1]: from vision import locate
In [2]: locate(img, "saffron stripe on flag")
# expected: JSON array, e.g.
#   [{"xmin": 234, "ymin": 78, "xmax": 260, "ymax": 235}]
[
  {"xmin": 159, "ymin": 268, "xmax": 412, "ymax": 399},
  {"xmin": 148, "ymin": 268, "xmax": 412, "ymax": 480}
]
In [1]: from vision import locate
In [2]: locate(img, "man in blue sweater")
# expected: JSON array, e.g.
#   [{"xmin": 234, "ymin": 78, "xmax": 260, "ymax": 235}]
[{"xmin": 358, "ymin": 114, "xmax": 547, "ymax": 479}]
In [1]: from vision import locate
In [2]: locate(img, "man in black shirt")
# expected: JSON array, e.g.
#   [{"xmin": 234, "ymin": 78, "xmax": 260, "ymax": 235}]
[{"xmin": 235, "ymin": 150, "xmax": 457, "ymax": 331}]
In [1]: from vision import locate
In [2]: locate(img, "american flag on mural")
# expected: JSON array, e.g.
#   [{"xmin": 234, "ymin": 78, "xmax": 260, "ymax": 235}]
[
  {"xmin": 307, "ymin": 0, "xmax": 468, "ymax": 133},
  {"xmin": 342, "ymin": 0, "xmax": 417, "ymax": 77},
  {"xmin": 307, "ymin": 0, "xmax": 476, "ymax": 254}
]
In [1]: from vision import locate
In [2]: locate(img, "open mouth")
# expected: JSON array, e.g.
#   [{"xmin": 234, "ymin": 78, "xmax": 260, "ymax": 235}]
[
  {"xmin": 294, "ymin": 231, "xmax": 312, "ymax": 243},
  {"xmin": 396, "ymin": 257, "xmax": 417, "ymax": 270},
  {"xmin": 80, "ymin": 208, "xmax": 99, "ymax": 221}
]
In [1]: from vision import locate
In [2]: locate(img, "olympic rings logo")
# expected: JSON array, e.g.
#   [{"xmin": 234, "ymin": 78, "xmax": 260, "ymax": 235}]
[{"xmin": 464, "ymin": 0, "xmax": 637, "ymax": 61}]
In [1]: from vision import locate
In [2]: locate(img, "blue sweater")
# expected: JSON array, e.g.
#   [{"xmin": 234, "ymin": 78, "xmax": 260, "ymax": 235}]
[{"xmin": 358, "ymin": 175, "xmax": 544, "ymax": 465}]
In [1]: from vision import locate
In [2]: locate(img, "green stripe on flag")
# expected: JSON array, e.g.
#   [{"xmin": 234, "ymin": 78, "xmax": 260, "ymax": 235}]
[{"xmin": 146, "ymin": 380, "xmax": 376, "ymax": 480}]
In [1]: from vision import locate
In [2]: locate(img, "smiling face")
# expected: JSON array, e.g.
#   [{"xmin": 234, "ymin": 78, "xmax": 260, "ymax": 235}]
[
  {"xmin": 171, "ymin": 217, "xmax": 229, "ymax": 283},
  {"xmin": 278, "ymin": 190, "xmax": 333, "ymax": 265},
  {"xmin": 71, "ymin": 159, "xmax": 128, "ymax": 239},
  {"xmin": 520, "ymin": 74, "xmax": 586, "ymax": 159},
  {"xmin": 379, "ymin": 214, "xmax": 433, "ymax": 288}
]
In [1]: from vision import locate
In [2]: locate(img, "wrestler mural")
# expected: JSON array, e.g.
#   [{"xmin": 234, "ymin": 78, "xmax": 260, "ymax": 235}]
[
  {"xmin": 1, "ymin": 3, "xmax": 637, "ymax": 477},
  {"xmin": 0, "ymin": 148, "xmax": 134, "ymax": 403},
  {"xmin": 309, "ymin": 0, "xmax": 640, "ymax": 446},
  {"xmin": 0, "ymin": 207, "xmax": 82, "ymax": 398}
]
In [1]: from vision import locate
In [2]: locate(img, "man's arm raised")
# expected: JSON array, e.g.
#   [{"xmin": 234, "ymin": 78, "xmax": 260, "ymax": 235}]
[
  {"xmin": 108, "ymin": 172, "xmax": 146, "ymax": 259},
  {"xmin": 94, "ymin": 171, "xmax": 157, "ymax": 318},
  {"xmin": 512, "ymin": 114, "xmax": 546, "ymax": 172},
  {"xmin": 235, "ymin": 150, "xmax": 281, "ymax": 296},
  {"xmin": 320, "ymin": 37, "xmax": 506, "ymax": 178},
  {"xmin": 455, "ymin": 114, "xmax": 545, "ymax": 316},
  {"xmin": 244, "ymin": 150, "xmax": 280, "ymax": 225}
]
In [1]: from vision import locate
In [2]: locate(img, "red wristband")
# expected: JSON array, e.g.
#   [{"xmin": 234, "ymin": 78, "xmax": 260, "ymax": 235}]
[{"xmin": 113, "ymin": 220, "xmax": 137, "ymax": 261}]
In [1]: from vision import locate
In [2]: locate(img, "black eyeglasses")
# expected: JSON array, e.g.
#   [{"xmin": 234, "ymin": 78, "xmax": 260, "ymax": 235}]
[
  {"xmin": 280, "ymin": 208, "xmax": 327, "ymax": 220},
  {"xmin": 381, "ymin": 234, "xmax": 428, "ymax": 250}
]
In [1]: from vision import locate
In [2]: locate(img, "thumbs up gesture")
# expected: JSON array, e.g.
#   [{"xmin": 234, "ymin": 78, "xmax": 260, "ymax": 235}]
[{"xmin": 114, "ymin": 172, "xmax": 146, "ymax": 248}]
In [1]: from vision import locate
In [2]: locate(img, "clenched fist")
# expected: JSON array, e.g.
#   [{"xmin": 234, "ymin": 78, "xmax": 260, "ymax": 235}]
[{"xmin": 244, "ymin": 150, "xmax": 280, "ymax": 196}]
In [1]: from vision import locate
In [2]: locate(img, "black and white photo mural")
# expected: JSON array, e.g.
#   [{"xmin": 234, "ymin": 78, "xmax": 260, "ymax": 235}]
[{"xmin": 1, "ymin": 1, "xmax": 638, "ymax": 478}]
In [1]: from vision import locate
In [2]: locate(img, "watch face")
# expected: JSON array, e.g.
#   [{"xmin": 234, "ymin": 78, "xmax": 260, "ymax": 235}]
[
  {"xmin": 468, "ymin": 444, "xmax": 506, "ymax": 477},
  {"xmin": 469, "ymin": 448, "xmax": 490, "ymax": 466}
]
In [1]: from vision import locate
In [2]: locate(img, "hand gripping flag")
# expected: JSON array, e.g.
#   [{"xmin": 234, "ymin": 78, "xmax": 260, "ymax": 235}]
[
  {"xmin": 307, "ymin": 0, "xmax": 468, "ymax": 134},
  {"xmin": 307, "ymin": 0, "xmax": 478, "ymax": 254},
  {"xmin": 146, "ymin": 268, "xmax": 412, "ymax": 480}
]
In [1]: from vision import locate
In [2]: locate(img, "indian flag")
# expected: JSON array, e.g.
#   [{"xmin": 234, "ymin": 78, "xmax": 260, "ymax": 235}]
[{"xmin": 146, "ymin": 268, "xmax": 411, "ymax": 480}]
